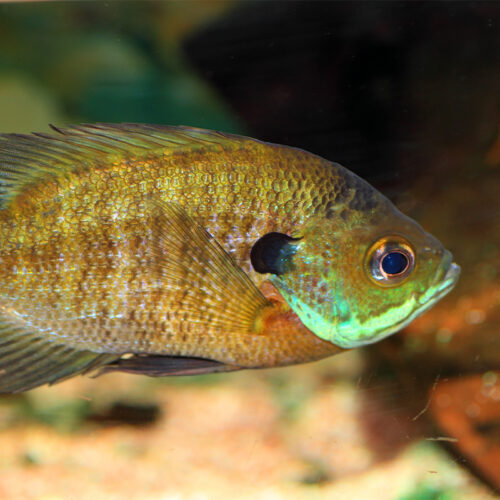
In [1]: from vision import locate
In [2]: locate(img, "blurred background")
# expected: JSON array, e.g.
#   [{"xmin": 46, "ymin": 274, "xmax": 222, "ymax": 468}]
[{"xmin": 0, "ymin": 1, "xmax": 499, "ymax": 499}]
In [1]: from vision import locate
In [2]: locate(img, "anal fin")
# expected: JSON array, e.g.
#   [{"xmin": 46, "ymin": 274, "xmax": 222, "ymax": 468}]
[{"xmin": 0, "ymin": 325, "xmax": 119, "ymax": 393}]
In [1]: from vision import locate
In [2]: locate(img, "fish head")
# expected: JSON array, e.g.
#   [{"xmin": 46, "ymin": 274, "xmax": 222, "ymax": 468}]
[{"xmin": 269, "ymin": 179, "xmax": 460, "ymax": 349}]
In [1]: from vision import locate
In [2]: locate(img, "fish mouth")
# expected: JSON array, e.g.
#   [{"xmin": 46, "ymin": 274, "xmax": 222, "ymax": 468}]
[
  {"xmin": 417, "ymin": 254, "xmax": 461, "ymax": 310},
  {"xmin": 436, "ymin": 261, "xmax": 461, "ymax": 296}
]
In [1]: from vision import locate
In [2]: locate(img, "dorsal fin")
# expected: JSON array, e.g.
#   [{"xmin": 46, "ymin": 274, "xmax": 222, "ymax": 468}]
[{"xmin": 0, "ymin": 123, "xmax": 250, "ymax": 208}]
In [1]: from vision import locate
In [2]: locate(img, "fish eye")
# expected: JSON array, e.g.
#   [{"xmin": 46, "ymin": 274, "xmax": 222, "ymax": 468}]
[{"xmin": 366, "ymin": 237, "xmax": 415, "ymax": 286}]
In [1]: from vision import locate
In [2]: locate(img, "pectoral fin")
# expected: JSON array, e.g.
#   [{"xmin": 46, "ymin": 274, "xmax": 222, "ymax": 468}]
[{"xmin": 146, "ymin": 199, "xmax": 270, "ymax": 336}]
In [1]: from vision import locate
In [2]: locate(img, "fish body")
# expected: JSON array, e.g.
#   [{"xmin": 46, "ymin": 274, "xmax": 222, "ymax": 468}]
[{"xmin": 0, "ymin": 124, "xmax": 459, "ymax": 392}]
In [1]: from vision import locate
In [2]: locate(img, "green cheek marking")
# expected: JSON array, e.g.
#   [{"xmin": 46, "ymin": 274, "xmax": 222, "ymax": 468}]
[
  {"xmin": 285, "ymin": 294, "xmax": 339, "ymax": 342},
  {"xmin": 271, "ymin": 276, "xmax": 422, "ymax": 349},
  {"xmin": 270, "ymin": 276, "xmax": 343, "ymax": 341},
  {"xmin": 335, "ymin": 296, "xmax": 418, "ymax": 348},
  {"xmin": 291, "ymin": 295, "xmax": 418, "ymax": 349}
]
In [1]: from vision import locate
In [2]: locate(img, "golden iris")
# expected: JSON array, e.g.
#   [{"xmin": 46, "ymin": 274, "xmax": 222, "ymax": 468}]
[{"xmin": 365, "ymin": 236, "xmax": 415, "ymax": 287}]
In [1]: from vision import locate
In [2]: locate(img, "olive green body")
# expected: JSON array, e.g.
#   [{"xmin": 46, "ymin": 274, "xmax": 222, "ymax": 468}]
[{"xmin": 0, "ymin": 127, "xmax": 356, "ymax": 366}]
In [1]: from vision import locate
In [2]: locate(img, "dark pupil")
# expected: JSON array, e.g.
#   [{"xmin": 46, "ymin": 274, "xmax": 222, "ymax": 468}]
[{"xmin": 381, "ymin": 251, "xmax": 408, "ymax": 275}]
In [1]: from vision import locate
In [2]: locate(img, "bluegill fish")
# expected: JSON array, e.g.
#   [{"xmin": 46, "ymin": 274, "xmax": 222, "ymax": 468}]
[{"xmin": 0, "ymin": 124, "xmax": 460, "ymax": 392}]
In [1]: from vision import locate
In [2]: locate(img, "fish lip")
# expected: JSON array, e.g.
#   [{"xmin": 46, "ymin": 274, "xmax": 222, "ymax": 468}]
[
  {"xmin": 418, "ymin": 258, "xmax": 461, "ymax": 306},
  {"xmin": 435, "ymin": 261, "xmax": 460, "ymax": 297},
  {"xmin": 443, "ymin": 261, "xmax": 461, "ymax": 287}
]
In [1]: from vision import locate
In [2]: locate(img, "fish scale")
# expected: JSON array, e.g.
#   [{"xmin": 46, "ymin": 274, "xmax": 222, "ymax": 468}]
[{"xmin": 0, "ymin": 147, "xmax": 323, "ymax": 352}]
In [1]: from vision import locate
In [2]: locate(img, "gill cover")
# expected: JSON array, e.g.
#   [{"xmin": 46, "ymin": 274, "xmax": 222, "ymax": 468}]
[{"xmin": 268, "ymin": 220, "xmax": 459, "ymax": 350}]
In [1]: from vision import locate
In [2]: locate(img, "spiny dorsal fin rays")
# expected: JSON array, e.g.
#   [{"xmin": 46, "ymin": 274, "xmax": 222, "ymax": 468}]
[
  {"xmin": 0, "ymin": 123, "xmax": 250, "ymax": 208},
  {"xmin": 147, "ymin": 199, "xmax": 270, "ymax": 333}
]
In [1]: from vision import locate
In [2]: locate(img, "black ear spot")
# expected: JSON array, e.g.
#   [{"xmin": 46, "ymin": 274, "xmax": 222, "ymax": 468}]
[{"xmin": 250, "ymin": 232, "xmax": 300, "ymax": 275}]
